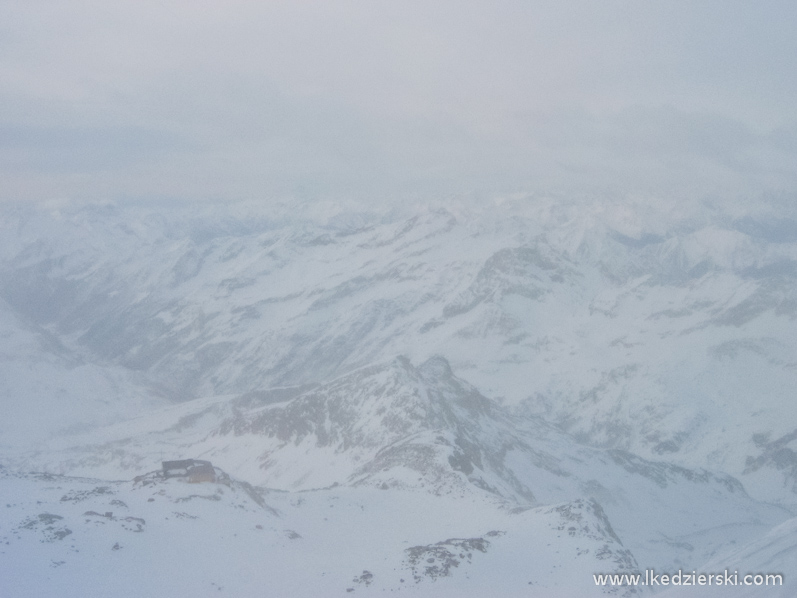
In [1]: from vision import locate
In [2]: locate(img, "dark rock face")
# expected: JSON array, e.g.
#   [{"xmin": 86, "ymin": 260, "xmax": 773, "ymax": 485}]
[
  {"xmin": 406, "ymin": 536, "xmax": 495, "ymax": 582},
  {"xmin": 745, "ymin": 428, "xmax": 797, "ymax": 493}
]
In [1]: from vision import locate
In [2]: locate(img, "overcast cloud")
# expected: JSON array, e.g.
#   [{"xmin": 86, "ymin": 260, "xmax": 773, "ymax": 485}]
[{"xmin": 2, "ymin": 0, "xmax": 796, "ymax": 204}]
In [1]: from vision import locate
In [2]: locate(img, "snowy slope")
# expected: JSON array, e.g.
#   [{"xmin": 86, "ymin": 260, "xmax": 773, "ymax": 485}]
[
  {"xmin": 0, "ymin": 296, "xmax": 163, "ymax": 449},
  {"xmin": 660, "ymin": 517, "xmax": 797, "ymax": 597},
  {"xmin": 0, "ymin": 465, "xmax": 644, "ymax": 598}
]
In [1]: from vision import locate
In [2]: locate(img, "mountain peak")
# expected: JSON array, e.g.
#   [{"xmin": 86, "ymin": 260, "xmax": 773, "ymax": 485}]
[{"xmin": 418, "ymin": 355, "xmax": 453, "ymax": 379}]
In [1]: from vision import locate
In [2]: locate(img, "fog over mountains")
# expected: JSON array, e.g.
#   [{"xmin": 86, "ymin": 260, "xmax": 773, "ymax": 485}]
[{"xmin": 1, "ymin": 197, "xmax": 796, "ymax": 596}]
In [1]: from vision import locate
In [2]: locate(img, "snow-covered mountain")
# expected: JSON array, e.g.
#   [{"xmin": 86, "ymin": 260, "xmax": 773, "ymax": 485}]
[
  {"xmin": 1, "ymin": 198, "xmax": 796, "ymax": 596},
  {"xmin": 1, "ymin": 464, "xmax": 647, "ymax": 598},
  {"xmin": 12, "ymin": 354, "xmax": 788, "ymax": 574}
]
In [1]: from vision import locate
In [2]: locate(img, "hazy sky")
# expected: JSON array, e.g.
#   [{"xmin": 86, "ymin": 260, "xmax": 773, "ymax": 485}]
[{"xmin": 2, "ymin": 0, "xmax": 796, "ymax": 204}]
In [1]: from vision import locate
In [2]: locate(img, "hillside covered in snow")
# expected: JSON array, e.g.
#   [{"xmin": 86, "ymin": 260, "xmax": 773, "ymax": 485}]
[{"xmin": 1, "ymin": 197, "xmax": 796, "ymax": 596}]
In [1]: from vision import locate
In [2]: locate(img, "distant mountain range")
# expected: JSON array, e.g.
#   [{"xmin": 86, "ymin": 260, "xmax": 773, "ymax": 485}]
[{"xmin": 1, "ymin": 199, "xmax": 796, "ymax": 596}]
